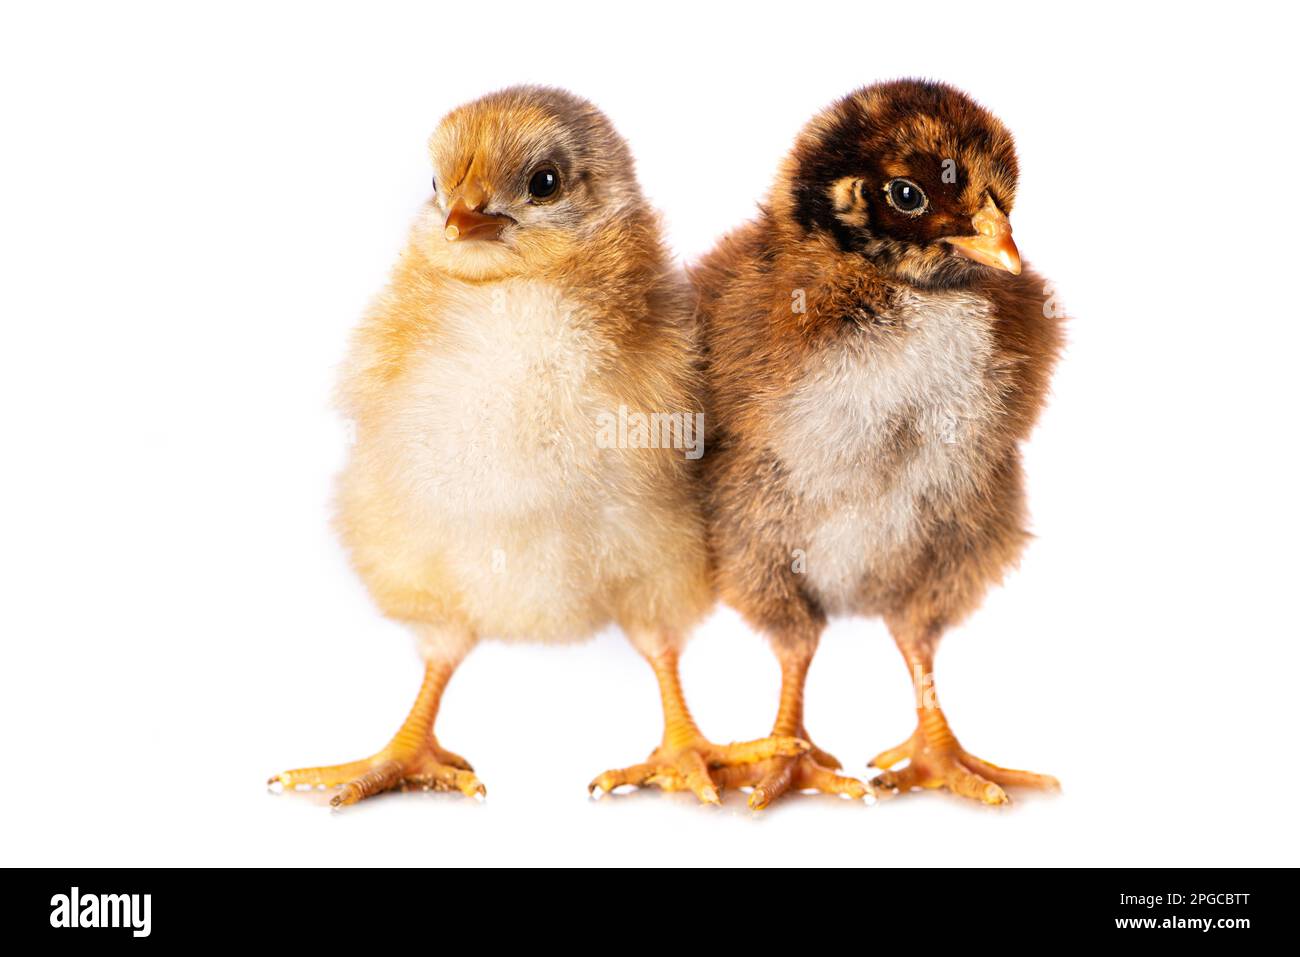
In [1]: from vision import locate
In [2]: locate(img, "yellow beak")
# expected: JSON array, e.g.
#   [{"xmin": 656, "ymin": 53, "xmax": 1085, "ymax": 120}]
[
  {"xmin": 942, "ymin": 195, "xmax": 1021, "ymax": 275},
  {"xmin": 443, "ymin": 180, "xmax": 511, "ymax": 242}
]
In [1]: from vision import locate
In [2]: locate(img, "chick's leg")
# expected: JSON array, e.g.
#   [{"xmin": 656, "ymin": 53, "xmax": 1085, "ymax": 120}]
[
  {"xmin": 270, "ymin": 657, "xmax": 482, "ymax": 808},
  {"xmin": 712, "ymin": 643, "xmax": 871, "ymax": 809},
  {"xmin": 589, "ymin": 646, "xmax": 807, "ymax": 805},
  {"xmin": 869, "ymin": 631, "xmax": 1059, "ymax": 805}
]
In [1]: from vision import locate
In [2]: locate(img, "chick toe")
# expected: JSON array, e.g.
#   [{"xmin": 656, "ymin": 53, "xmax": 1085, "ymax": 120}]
[
  {"xmin": 711, "ymin": 753, "xmax": 872, "ymax": 810},
  {"xmin": 270, "ymin": 659, "xmax": 480, "ymax": 808},
  {"xmin": 591, "ymin": 648, "xmax": 813, "ymax": 806},
  {"xmin": 592, "ymin": 736, "xmax": 803, "ymax": 806},
  {"xmin": 869, "ymin": 724, "xmax": 1057, "ymax": 806}
]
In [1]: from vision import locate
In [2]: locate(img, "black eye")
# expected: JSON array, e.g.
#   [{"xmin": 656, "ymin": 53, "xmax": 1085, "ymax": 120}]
[
  {"xmin": 885, "ymin": 178, "xmax": 927, "ymax": 215},
  {"xmin": 430, "ymin": 174, "xmax": 437, "ymax": 193},
  {"xmin": 528, "ymin": 166, "xmax": 560, "ymax": 200}
]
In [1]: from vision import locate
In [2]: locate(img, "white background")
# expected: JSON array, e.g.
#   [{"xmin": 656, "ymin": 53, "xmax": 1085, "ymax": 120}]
[{"xmin": 2, "ymin": 0, "xmax": 1297, "ymax": 867}]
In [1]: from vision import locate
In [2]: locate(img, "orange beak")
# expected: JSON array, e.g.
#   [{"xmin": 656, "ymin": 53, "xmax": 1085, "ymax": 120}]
[
  {"xmin": 443, "ymin": 180, "xmax": 511, "ymax": 242},
  {"xmin": 943, "ymin": 194, "xmax": 1021, "ymax": 275}
]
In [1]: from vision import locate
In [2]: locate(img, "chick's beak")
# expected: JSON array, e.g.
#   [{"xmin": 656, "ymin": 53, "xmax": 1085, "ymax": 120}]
[
  {"xmin": 943, "ymin": 195, "xmax": 1021, "ymax": 275},
  {"xmin": 443, "ymin": 180, "xmax": 511, "ymax": 242}
]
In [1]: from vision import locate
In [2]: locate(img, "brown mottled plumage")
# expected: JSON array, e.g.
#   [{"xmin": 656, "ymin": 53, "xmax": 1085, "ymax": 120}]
[
  {"xmin": 271, "ymin": 86, "xmax": 799, "ymax": 807},
  {"xmin": 694, "ymin": 79, "xmax": 1065, "ymax": 807}
]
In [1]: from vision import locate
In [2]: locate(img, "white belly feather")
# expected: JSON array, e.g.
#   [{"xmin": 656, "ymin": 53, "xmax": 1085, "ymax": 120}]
[
  {"xmin": 775, "ymin": 288, "xmax": 999, "ymax": 612},
  {"xmin": 362, "ymin": 278, "xmax": 643, "ymax": 638}
]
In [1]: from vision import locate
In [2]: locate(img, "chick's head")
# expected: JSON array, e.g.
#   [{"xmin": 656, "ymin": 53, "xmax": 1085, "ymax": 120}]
[
  {"xmin": 417, "ymin": 86, "xmax": 642, "ymax": 281},
  {"xmin": 780, "ymin": 79, "xmax": 1022, "ymax": 287}
]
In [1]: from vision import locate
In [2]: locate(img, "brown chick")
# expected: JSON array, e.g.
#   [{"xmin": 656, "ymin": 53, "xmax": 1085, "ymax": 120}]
[
  {"xmin": 270, "ymin": 86, "xmax": 801, "ymax": 808},
  {"xmin": 693, "ymin": 79, "xmax": 1065, "ymax": 808}
]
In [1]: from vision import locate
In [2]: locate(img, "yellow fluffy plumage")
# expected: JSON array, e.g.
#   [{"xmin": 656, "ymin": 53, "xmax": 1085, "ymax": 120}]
[
  {"xmin": 335, "ymin": 87, "xmax": 709, "ymax": 649},
  {"xmin": 272, "ymin": 87, "xmax": 797, "ymax": 807}
]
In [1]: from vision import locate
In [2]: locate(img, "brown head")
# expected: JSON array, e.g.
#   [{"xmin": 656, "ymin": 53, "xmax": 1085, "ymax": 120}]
[
  {"xmin": 416, "ymin": 85, "xmax": 644, "ymax": 281},
  {"xmin": 776, "ymin": 79, "xmax": 1022, "ymax": 287}
]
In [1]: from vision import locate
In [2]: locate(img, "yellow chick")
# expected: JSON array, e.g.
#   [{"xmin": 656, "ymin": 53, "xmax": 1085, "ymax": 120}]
[{"xmin": 271, "ymin": 87, "xmax": 800, "ymax": 808}]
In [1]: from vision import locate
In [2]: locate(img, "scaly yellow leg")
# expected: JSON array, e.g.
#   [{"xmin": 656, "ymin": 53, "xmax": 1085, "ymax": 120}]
[
  {"xmin": 869, "ymin": 643, "xmax": 1059, "ymax": 805},
  {"xmin": 270, "ymin": 659, "xmax": 483, "ymax": 808},
  {"xmin": 712, "ymin": 646, "xmax": 871, "ymax": 809},
  {"xmin": 590, "ymin": 647, "xmax": 807, "ymax": 805}
]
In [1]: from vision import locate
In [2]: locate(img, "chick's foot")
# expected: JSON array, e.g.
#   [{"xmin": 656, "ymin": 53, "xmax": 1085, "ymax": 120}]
[
  {"xmin": 713, "ymin": 748, "xmax": 872, "ymax": 810},
  {"xmin": 869, "ymin": 725, "xmax": 1059, "ymax": 806},
  {"xmin": 589, "ymin": 734, "xmax": 807, "ymax": 806},
  {"xmin": 269, "ymin": 659, "xmax": 480, "ymax": 808},
  {"xmin": 270, "ymin": 738, "xmax": 483, "ymax": 808}
]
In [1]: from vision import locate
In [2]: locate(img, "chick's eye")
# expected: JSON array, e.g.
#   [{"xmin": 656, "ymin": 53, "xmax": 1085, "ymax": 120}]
[
  {"xmin": 528, "ymin": 166, "xmax": 560, "ymax": 200},
  {"xmin": 885, "ymin": 179, "xmax": 927, "ymax": 215}
]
